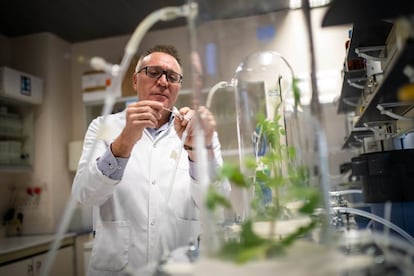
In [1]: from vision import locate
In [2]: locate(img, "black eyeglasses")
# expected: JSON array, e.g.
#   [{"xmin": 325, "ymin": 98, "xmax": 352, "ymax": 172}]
[{"xmin": 137, "ymin": 66, "xmax": 183, "ymax": 83}]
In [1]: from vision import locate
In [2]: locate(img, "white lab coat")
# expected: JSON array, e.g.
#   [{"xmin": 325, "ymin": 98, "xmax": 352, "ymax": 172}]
[{"xmin": 72, "ymin": 110, "xmax": 230, "ymax": 276}]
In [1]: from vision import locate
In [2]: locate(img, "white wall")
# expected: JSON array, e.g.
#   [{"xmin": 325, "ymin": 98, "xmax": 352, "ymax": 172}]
[{"xmin": 0, "ymin": 33, "xmax": 73, "ymax": 235}]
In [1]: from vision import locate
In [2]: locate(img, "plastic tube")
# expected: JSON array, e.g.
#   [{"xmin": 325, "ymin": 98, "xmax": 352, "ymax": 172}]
[
  {"xmin": 206, "ymin": 81, "xmax": 231, "ymax": 109},
  {"xmin": 329, "ymin": 190, "xmax": 362, "ymax": 196},
  {"xmin": 125, "ymin": 4, "xmax": 197, "ymax": 57},
  {"xmin": 332, "ymin": 206, "xmax": 414, "ymax": 245},
  {"xmin": 313, "ymin": 118, "xmax": 335, "ymax": 243},
  {"xmin": 166, "ymin": 117, "xmax": 192, "ymax": 203}
]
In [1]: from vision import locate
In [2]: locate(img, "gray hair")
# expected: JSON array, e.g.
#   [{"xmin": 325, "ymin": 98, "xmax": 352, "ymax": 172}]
[{"xmin": 135, "ymin": 44, "xmax": 182, "ymax": 73}]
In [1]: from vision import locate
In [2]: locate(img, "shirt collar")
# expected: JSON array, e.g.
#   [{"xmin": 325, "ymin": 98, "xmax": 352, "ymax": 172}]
[{"xmin": 146, "ymin": 111, "xmax": 176, "ymax": 138}]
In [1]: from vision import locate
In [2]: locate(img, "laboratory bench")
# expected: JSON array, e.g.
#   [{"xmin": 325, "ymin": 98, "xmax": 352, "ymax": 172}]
[
  {"xmin": 0, "ymin": 232, "xmax": 75, "ymax": 265},
  {"xmin": 0, "ymin": 233, "xmax": 78, "ymax": 276}
]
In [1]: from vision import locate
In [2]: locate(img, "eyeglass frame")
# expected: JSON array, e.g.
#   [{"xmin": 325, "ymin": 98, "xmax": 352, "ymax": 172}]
[{"xmin": 137, "ymin": 66, "xmax": 183, "ymax": 84}]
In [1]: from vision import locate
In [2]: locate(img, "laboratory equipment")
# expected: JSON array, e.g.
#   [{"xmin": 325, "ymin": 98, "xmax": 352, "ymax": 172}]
[{"xmin": 231, "ymin": 50, "xmax": 297, "ymax": 220}]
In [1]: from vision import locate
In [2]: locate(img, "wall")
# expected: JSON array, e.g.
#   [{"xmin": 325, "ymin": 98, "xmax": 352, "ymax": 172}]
[
  {"xmin": 0, "ymin": 35, "xmax": 11, "ymax": 65},
  {"xmin": 0, "ymin": 33, "xmax": 73, "ymax": 235}
]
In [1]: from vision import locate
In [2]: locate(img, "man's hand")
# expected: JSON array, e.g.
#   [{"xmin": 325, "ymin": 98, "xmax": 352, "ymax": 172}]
[
  {"xmin": 112, "ymin": 100, "xmax": 163, "ymax": 157},
  {"xmin": 174, "ymin": 106, "xmax": 217, "ymax": 160}
]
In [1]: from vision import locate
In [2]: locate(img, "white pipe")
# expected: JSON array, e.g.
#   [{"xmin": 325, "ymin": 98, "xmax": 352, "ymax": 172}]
[{"xmin": 125, "ymin": 4, "xmax": 197, "ymax": 57}]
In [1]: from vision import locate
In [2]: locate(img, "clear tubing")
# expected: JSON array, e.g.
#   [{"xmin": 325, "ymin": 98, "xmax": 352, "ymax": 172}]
[
  {"xmin": 332, "ymin": 206, "xmax": 414, "ymax": 246},
  {"xmin": 313, "ymin": 118, "xmax": 333, "ymax": 243},
  {"xmin": 384, "ymin": 201, "xmax": 391, "ymax": 247},
  {"xmin": 40, "ymin": 4, "xmax": 195, "ymax": 276},
  {"xmin": 166, "ymin": 116, "xmax": 192, "ymax": 204},
  {"xmin": 125, "ymin": 4, "xmax": 197, "ymax": 57},
  {"xmin": 329, "ymin": 189, "xmax": 362, "ymax": 196},
  {"xmin": 186, "ymin": 0, "xmax": 219, "ymax": 256},
  {"xmin": 206, "ymin": 81, "xmax": 231, "ymax": 109},
  {"xmin": 340, "ymin": 231, "xmax": 414, "ymax": 275},
  {"xmin": 39, "ymin": 193, "xmax": 78, "ymax": 276}
]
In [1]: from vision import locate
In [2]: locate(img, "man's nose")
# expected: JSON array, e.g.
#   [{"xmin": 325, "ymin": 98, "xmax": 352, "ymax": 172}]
[{"xmin": 157, "ymin": 73, "xmax": 168, "ymax": 86}]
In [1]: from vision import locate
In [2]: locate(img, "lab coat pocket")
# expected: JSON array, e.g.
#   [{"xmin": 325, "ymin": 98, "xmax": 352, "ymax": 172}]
[
  {"xmin": 90, "ymin": 220, "xmax": 130, "ymax": 271},
  {"xmin": 175, "ymin": 217, "xmax": 201, "ymax": 248}
]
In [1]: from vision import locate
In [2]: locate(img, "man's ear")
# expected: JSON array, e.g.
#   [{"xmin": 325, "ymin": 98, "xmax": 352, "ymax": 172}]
[{"xmin": 132, "ymin": 73, "xmax": 138, "ymax": 90}]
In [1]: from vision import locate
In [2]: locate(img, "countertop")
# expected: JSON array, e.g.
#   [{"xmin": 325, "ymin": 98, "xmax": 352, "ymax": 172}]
[{"xmin": 0, "ymin": 232, "xmax": 76, "ymax": 265}]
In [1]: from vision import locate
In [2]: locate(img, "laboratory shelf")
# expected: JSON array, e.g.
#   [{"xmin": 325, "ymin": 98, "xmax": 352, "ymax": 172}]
[
  {"xmin": 337, "ymin": 21, "xmax": 393, "ymax": 114},
  {"xmin": 346, "ymin": 21, "xmax": 393, "ymax": 61},
  {"xmin": 342, "ymin": 127, "xmax": 373, "ymax": 149},
  {"xmin": 337, "ymin": 69, "xmax": 365, "ymax": 114},
  {"xmin": 354, "ymin": 39, "xmax": 414, "ymax": 127}
]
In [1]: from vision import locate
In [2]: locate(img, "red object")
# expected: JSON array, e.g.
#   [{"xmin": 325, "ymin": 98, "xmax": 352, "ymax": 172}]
[
  {"xmin": 26, "ymin": 187, "xmax": 33, "ymax": 196},
  {"xmin": 33, "ymin": 186, "xmax": 42, "ymax": 195}
]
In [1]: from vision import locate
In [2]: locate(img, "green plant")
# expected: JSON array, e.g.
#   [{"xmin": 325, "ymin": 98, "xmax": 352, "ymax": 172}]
[{"xmin": 206, "ymin": 79, "xmax": 322, "ymax": 263}]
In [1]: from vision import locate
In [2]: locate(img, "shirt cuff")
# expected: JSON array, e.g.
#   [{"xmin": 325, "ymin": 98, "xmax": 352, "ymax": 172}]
[
  {"xmin": 96, "ymin": 146, "xmax": 129, "ymax": 180},
  {"xmin": 188, "ymin": 158, "xmax": 196, "ymax": 180}
]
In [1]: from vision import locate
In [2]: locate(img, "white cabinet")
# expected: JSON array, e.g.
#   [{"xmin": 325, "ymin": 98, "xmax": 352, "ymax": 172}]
[
  {"xmin": 0, "ymin": 100, "xmax": 34, "ymax": 171},
  {"xmin": 0, "ymin": 67, "xmax": 43, "ymax": 105},
  {"xmin": 34, "ymin": 246, "xmax": 75, "ymax": 276},
  {"xmin": 0, "ymin": 246, "xmax": 75, "ymax": 276},
  {"xmin": 0, "ymin": 258, "xmax": 32, "ymax": 275}
]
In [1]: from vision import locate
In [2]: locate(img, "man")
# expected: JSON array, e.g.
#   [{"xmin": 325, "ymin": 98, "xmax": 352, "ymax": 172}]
[{"xmin": 72, "ymin": 44, "xmax": 231, "ymax": 275}]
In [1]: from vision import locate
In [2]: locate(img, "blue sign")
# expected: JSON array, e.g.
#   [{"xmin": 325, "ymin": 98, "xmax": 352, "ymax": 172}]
[{"xmin": 20, "ymin": 75, "xmax": 31, "ymax": 96}]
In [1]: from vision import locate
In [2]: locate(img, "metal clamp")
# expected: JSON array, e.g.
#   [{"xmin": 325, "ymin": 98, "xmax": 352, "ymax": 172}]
[{"xmin": 355, "ymin": 46, "xmax": 387, "ymax": 62}]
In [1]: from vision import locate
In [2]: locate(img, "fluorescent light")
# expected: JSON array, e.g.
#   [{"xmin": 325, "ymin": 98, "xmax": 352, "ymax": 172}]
[
  {"xmin": 289, "ymin": 0, "xmax": 302, "ymax": 9},
  {"xmin": 289, "ymin": 0, "xmax": 331, "ymax": 9}
]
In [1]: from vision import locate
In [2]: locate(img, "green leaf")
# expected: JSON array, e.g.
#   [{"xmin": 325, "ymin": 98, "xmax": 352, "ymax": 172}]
[
  {"xmin": 292, "ymin": 77, "xmax": 301, "ymax": 108},
  {"xmin": 219, "ymin": 163, "xmax": 249, "ymax": 188},
  {"xmin": 206, "ymin": 187, "xmax": 232, "ymax": 211},
  {"xmin": 239, "ymin": 220, "xmax": 267, "ymax": 247}
]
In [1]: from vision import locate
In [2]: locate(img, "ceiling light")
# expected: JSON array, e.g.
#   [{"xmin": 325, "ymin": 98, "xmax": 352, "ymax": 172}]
[{"xmin": 289, "ymin": 0, "xmax": 332, "ymax": 9}]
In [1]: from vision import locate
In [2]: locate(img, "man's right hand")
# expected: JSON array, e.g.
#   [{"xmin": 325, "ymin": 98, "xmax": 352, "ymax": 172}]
[{"xmin": 111, "ymin": 100, "xmax": 163, "ymax": 157}]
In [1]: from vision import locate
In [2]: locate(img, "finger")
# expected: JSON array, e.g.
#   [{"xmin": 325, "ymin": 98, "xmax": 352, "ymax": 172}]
[
  {"xmin": 132, "ymin": 103, "xmax": 162, "ymax": 120},
  {"xmin": 138, "ymin": 100, "xmax": 164, "ymax": 112},
  {"xmin": 126, "ymin": 106, "xmax": 160, "ymax": 127}
]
